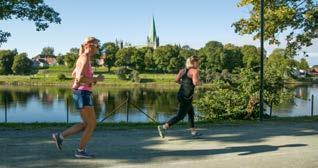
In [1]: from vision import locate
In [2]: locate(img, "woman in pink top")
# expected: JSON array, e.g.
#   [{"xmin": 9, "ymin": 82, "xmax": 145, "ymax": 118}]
[{"xmin": 52, "ymin": 37, "xmax": 104, "ymax": 158}]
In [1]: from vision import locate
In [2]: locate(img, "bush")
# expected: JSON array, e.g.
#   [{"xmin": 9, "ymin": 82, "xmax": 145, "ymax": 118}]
[
  {"xmin": 57, "ymin": 73, "xmax": 66, "ymax": 80},
  {"xmin": 130, "ymin": 70, "xmax": 140, "ymax": 83},
  {"xmin": 116, "ymin": 67, "xmax": 131, "ymax": 80},
  {"xmin": 116, "ymin": 67, "xmax": 141, "ymax": 83},
  {"xmin": 12, "ymin": 53, "xmax": 36, "ymax": 75}
]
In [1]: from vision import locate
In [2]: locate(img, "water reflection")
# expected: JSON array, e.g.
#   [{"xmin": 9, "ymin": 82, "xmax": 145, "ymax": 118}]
[
  {"xmin": 0, "ymin": 84, "xmax": 317, "ymax": 123},
  {"xmin": 0, "ymin": 86, "xmax": 195, "ymax": 123}
]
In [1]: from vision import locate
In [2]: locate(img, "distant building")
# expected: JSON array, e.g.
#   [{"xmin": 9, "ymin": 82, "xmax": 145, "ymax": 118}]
[
  {"xmin": 114, "ymin": 16, "xmax": 160, "ymax": 50},
  {"xmin": 147, "ymin": 16, "xmax": 159, "ymax": 49},
  {"xmin": 32, "ymin": 55, "xmax": 57, "ymax": 67}
]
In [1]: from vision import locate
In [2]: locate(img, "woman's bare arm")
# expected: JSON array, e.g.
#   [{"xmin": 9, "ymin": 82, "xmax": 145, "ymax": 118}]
[
  {"xmin": 175, "ymin": 69, "xmax": 185, "ymax": 84},
  {"xmin": 192, "ymin": 69, "xmax": 201, "ymax": 86}
]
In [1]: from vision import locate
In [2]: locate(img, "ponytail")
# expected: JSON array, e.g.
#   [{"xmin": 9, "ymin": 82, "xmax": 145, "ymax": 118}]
[{"xmin": 79, "ymin": 44, "xmax": 85, "ymax": 55}]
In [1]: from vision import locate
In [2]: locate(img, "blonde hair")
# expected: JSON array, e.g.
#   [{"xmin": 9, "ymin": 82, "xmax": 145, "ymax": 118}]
[
  {"xmin": 185, "ymin": 56, "xmax": 199, "ymax": 69},
  {"xmin": 79, "ymin": 36, "xmax": 100, "ymax": 55}
]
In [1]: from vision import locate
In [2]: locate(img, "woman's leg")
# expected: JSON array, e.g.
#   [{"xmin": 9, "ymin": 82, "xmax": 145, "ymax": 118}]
[
  {"xmin": 166, "ymin": 100, "xmax": 187, "ymax": 128},
  {"xmin": 78, "ymin": 106, "xmax": 96, "ymax": 150},
  {"xmin": 61, "ymin": 123, "xmax": 86, "ymax": 138}
]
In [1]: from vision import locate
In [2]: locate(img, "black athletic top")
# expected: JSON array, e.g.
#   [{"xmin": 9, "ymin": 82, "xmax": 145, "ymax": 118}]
[{"xmin": 178, "ymin": 68, "xmax": 195, "ymax": 99}]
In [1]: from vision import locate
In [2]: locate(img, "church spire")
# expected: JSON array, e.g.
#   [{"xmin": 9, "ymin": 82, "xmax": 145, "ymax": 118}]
[{"xmin": 147, "ymin": 16, "xmax": 159, "ymax": 49}]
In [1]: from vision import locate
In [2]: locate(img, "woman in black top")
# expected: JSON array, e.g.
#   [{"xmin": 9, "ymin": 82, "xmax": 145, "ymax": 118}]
[{"xmin": 158, "ymin": 56, "xmax": 201, "ymax": 138}]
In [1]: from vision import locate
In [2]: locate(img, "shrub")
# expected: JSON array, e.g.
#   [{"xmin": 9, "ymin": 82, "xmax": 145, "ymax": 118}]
[{"xmin": 57, "ymin": 73, "xmax": 66, "ymax": 80}]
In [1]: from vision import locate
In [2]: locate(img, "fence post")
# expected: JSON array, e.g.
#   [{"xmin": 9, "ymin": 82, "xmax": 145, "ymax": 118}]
[
  {"xmin": 126, "ymin": 92, "xmax": 130, "ymax": 123},
  {"xmin": 311, "ymin": 94, "xmax": 314, "ymax": 117},
  {"xmin": 270, "ymin": 102, "xmax": 273, "ymax": 117},
  {"xmin": 66, "ymin": 98, "xmax": 69, "ymax": 123},
  {"xmin": 4, "ymin": 95, "xmax": 7, "ymax": 123}
]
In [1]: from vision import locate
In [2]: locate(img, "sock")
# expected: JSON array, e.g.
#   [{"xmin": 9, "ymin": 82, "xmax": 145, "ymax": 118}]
[
  {"xmin": 163, "ymin": 124, "xmax": 168, "ymax": 129},
  {"xmin": 59, "ymin": 133, "xmax": 64, "ymax": 140},
  {"xmin": 77, "ymin": 148, "xmax": 85, "ymax": 152}
]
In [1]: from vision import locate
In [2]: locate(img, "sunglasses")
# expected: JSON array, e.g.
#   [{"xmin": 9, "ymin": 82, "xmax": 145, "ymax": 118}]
[{"xmin": 85, "ymin": 43, "xmax": 99, "ymax": 48}]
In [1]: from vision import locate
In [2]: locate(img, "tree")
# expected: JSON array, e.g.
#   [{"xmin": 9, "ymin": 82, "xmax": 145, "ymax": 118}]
[
  {"xmin": 298, "ymin": 58, "xmax": 310, "ymax": 70},
  {"xmin": 153, "ymin": 45, "xmax": 181, "ymax": 73},
  {"xmin": 143, "ymin": 48, "xmax": 155, "ymax": 72},
  {"xmin": 240, "ymin": 45, "xmax": 260, "ymax": 70},
  {"xmin": 233, "ymin": 0, "xmax": 318, "ymax": 56},
  {"xmin": 41, "ymin": 47, "xmax": 55, "ymax": 55},
  {"xmin": 12, "ymin": 53, "xmax": 36, "ymax": 75},
  {"xmin": 223, "ymin": 44, "xmax": 243, "ymax": 72},
  {"xmin": 115, "ymin": 47, "xmax": 134, "ymax": 67},
  {"xmin": 0, "ymin": 0, "xmax": 61, "ymax": 45},
  {"xmin": 64, "ymin": 48, "xmax": 79, "ymax": 68},
  {"xmin": 101, "ymin": 42, "xmax": 119, "ymax": 71},
  {"xmin": 131, "ymin": 48, "xmax": 145, "ymax": 71},
  {"xmin": 199, "ymin": 41, "xmax": 224, "ymax": 72},
  {"xmin": 56, "ymin": 54, "xmax": 64, "ymax": 65},
  {"xmin": 266, "ymin": 48, "xmax": 291, "ymax": 78},
  {"xmin": 0, "ymin": 49, "xmax": 17, "ymax": 75}
]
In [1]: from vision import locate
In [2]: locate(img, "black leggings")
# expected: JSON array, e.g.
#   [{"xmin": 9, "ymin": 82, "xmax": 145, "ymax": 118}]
[{"xmin": 167, "ymin": 94, "xmax": 194, "ymax": 128}]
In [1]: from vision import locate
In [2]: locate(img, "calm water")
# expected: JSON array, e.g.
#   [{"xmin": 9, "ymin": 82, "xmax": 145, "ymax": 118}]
[{"xmin": 0, "ymin": 85, "xmax": 317, "ymax": 123}]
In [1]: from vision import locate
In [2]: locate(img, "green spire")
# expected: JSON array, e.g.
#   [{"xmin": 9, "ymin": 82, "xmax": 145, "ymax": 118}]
[{"xmin": 148, "ymin": 16, "xmax": 157, "ymax": 43}]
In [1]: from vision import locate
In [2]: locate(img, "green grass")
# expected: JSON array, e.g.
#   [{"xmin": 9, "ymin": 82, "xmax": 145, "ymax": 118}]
[
  {"xmin": 1, "ymin": 116, "xmax": 318, "ymax": 130},
  {"xmin": 0, "ymin": 66, "xmax": 185, "ymax": 87}
]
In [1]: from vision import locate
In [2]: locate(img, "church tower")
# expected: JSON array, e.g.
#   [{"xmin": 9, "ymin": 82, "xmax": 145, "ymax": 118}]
[{"xmin": 147, "ymin": 16, "xmax": 159, "ymax": 49}]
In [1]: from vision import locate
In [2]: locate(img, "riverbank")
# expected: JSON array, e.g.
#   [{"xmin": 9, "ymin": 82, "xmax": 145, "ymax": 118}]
[{"xmin": 1, "ymin": 116, "xmax": 318, "ymax": 130}]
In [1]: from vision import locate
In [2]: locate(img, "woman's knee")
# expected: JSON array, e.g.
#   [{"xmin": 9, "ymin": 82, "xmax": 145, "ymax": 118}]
[{"xmin": 86, "ymin": 120, "xmax": 96, "ymax": 130}]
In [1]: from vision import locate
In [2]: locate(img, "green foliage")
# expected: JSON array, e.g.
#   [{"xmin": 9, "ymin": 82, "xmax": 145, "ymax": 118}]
[
  {"xmin": 241, "ymin": 45, "xmax": 260, "ymax": 70},
  {"xmin": 56, "ymin": 54, "xmax": 65, "ymax": 65},
  {"xmin": 0, "ymin": 0, "xmax": 61, "ymax": 45},
  {"xmin": 115, "ymin": 47, "xmax": 134, "ymax": 67},
  {"xmin": 233, "ymin": 0, "xmax": 318, "ymax": 56},
  {"xmin": 0, "ymin": 49, "xmax": 17, "ymax": 75},
  {"xmin": 12, "ymin": 53, "xmax": 36, "ymax": 75},
  {"xmin": 116, "ymin": 67, "xmax": 131, "ymax": 80},
  {"xmin": 130, "ymin": 70, "xmax": 141, "ymax": 83},
  {"xmin": 41, "ymin": 47, "xmax": 54, "ymax": 55},
  {"xmin": 153, "ymin": 45, "xmax": 182, "ymax": 73},
  {"xmin": 223, "ymin": 43, "xmax": 243, "ymax": 72},
  {"xmin": 199, "ymin": 41, "xmax": 224, "ymax": 72},
  {"xmin": 64, "ymin": 48, "xmax": 79, "ymax": 68},
  {"xmin": 196, "ymin": 65, "xmax": 293, "ymax": 120},
  {"xmin": 57, "ymin": 73, "xmax": 66, "ymax": 80},
  {"xmin": 102, "ymin": 42, "xmax": 119, "ymax": 71},
  {"xmin": 298, "ymin": 58, "xmax": 310, "ymax": 70}
]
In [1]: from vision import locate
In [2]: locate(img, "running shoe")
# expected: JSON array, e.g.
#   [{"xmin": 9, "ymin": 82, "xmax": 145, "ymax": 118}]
[
  {"xmin": 157, "ymin": 125, "xmax": 166, "ymax": 138},
  {"xmin": 75, "ymin": 149, "xmax": 95, "ymax": 159},
  {"xmin": 52, "ymin": 133, "xmax": 63, "ymax": 150}
]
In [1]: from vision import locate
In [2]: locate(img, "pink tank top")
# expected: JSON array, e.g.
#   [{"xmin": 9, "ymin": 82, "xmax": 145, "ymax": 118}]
[{"xmin": 72, "ymin": 61, "xmax": 93, "ymax": 91}]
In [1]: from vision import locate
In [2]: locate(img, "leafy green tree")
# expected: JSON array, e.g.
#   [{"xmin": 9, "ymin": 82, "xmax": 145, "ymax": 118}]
[
  {"xmin": 179, "ymin": 45, "xmax": 197, "ymax": 59},
  {"xmin": 199, "ymin": 41, "xmax": 224, "ymax": 72},
  {"xmin": 0, "ymin": 0, "xmax": 61, "ymax": 45},
  {"xmin": 115, "ymin": 47, "xmax": 134, "ymax": 67},
  {"xmin": 56, "ymin": 54, "xmax": 64, "ymax": 65},
  {"xmin": 241, "ymin": 45, "xmax": 260, "ymax": 70},
  {"xmin": 64, "ymin": 48, "xmax": 79, "ymax": 68},
  {"xmin": 0, "ymin": 49, "xmax": 17, "ymax": 75},
  {"xmin": 233, "ymin": 0, "xmax": 318, "ymax": 56},
  {"xmin": 153, "ymin": 45, "xmax": 180, "ymax": 73},
  {"xmin": 41, "ymin": 47, "xmax": 54, "ymax": 55},
  {"xmin": 143, "ymin": 48, "xmax": 155, "ymax": 72},
  {"xmin": 101, "ymin": 42, "xmax": 119, "ymax": 71},
  {"xmin": 265, "ymin": 48, "xmax": 290, "ymax": 78},
  {"xmin": 223, "ymin": 43, "xmax": 243, "ymax": 72},
  {"xmin": 131, "ymin": 48, "xmax": 145, "ymax": 71},
  {"xmin": 298, "ymin": 58, "xmax": 310, "ymax": 70},
  {"xmin": 12, "ymin": 53, "xmax": 36, "ymax": 75}
]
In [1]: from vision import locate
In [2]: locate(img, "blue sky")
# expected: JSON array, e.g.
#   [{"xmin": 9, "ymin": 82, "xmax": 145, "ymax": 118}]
[{"xmin": 0, "ymin": 0, "xmax": 317, "ymax": 64}]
